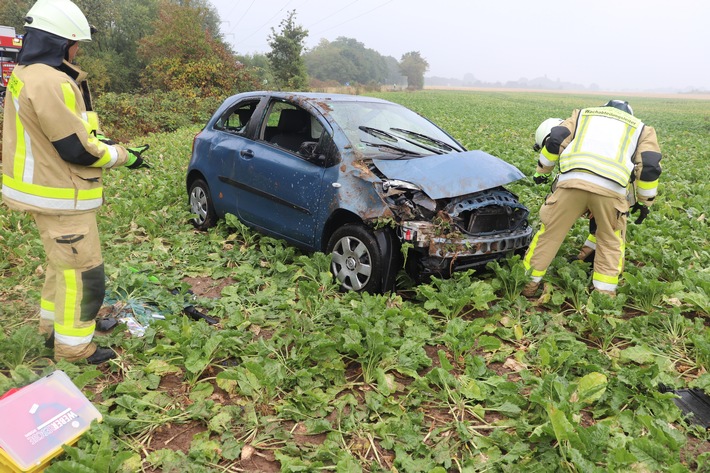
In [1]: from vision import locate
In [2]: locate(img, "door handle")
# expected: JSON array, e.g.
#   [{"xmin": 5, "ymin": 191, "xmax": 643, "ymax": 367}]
[{"xmin": 240, "ymin": 149, "xmax": 254, "ymax": 158}]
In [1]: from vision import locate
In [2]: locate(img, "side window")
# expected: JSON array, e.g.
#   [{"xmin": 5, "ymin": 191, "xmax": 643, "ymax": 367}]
[
  {"xmin": 261, "ymin": 100, "xmax": 339, "ymax": 167},
  {"xmin": 214, "ymin": 100, "xmax": 258, "ymax": 134},
  {"xmin": 261, "ymin": 101, "xmax": 297, "ymax": 142},
  {"xmin": 263, "ymin": 101, "xmax": 314, "ymax": 151}
]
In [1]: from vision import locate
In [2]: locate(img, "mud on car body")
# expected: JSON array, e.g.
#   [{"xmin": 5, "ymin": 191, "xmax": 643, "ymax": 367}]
[{"xmin": 186, "ymin": 91, "xmax": 533, "ymax": 293}]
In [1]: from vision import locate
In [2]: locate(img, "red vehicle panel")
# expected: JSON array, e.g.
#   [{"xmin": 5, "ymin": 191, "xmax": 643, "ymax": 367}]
[{"xmin": 0, "ymin": 26, "xmax": 22, "ymax": 88}]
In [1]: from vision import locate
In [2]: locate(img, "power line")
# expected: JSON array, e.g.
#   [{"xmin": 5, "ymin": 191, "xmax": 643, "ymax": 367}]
[
  {"xmin": 306, "ymin": 0, "xmax": 359, "ymax": 29},
  {"xmin": 223, "ymin": 0, "xmax": 396, "ymax": 53},
  {"xmin": 310, "ymin": 0, "xmax": 395, "ymax": 37},
  {"xmin": 232, "ymin": 0, "xmax": 296, "ymax": 46},
  {"xmin": 221, "ymin": 0, "xmax": 243, "ymax": 26},
  {"xmin": 230, "ymin": 0, "xmax": 257, "ymax": 34}
]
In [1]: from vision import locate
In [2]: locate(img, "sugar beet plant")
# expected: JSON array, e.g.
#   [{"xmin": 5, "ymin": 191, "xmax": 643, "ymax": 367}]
[{"xmin": 1, "ymin": 93, "xmax": 709, "ymax": 472}]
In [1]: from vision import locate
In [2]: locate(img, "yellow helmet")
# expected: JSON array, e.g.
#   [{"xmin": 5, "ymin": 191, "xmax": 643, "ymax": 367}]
[
  {"xmin": 24, "ymin": 0, "xmax": 93, "ymax": 41},
  {"xmin": 534, "ymin": 118, "xmax": 563, "ymax": 151}
]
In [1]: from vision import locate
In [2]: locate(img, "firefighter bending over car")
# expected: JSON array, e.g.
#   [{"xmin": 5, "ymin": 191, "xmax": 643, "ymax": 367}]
[
  {"xmin": 2, "ymin": 0, "xmax": 150, "ymax": 364},
  {"xmin": 522, "ymin": 100, "xmax": 662, "ymax": 297},
  {"xmin": 533, "ymin": 119, "xmax": 605, "ymax": 264}
]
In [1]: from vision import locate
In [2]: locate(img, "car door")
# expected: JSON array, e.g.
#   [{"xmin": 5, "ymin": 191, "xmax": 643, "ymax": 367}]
[
  {"xmin": 231, "ymin": 100, "xmax": 327, "ymax": 248},
  {"xmin": 206, "ymin": 98, "xmax": 262, "ymax": 216}
]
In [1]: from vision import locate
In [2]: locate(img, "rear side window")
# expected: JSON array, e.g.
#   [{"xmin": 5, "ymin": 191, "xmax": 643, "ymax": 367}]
[{"xmin": 215, "ymin": 100, "xmax": 259, "ymax": 134}]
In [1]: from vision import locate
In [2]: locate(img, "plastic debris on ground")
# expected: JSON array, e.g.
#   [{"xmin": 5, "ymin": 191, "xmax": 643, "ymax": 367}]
[
  {"xmin": 659, "ymin": 384, "xmax": 710, "ymax": 429},
  {"xmin": 100, "ymin": 295, "xmax": 165, "ymax": 337}
]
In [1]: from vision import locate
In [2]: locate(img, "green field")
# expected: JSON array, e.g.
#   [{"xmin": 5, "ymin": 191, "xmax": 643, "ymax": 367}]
[{"xmin": 1, "ymin": 90, "xmax": 709, "ymax": 472}]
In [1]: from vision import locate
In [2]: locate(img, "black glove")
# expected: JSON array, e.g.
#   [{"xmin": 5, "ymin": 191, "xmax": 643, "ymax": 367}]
[
  {"xmin": 630, "ymin": 202, "xmax": 650, "ymax": 224},
  {"xmin": 533, "ymin": 172, "xmax": 550, "ymax": 185},
  {"xmin": 126, "ymin": 145, "xmax": 150, "ymax": 169}
]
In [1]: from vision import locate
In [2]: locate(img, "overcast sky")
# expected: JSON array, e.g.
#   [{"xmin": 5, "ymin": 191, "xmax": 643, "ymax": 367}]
[{"xmin": 211, "ymin": 0, "xmax": 709, "ymax": 92}]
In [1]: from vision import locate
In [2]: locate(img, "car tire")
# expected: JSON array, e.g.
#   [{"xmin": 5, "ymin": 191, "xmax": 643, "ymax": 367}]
[
  {"xmin": 327, "ymin": 224, "xmax": 384, "ymax": 293},
  {"xmin": 189, "ymin": 178, "xmax": 217, "ymax": 230}
]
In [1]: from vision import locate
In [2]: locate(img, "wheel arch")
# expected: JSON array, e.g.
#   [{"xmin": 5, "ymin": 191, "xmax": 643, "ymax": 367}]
[
  {"xmin": 321, "ymin": 209, "xmax": 401, "ymax": 293},
  {"xmin": 186, "ymin": 169, "xmax": 207, "ymax": 196},
  {"xmin": 319, "ymin": 209, "xmax": 363, "ymax": 253}
]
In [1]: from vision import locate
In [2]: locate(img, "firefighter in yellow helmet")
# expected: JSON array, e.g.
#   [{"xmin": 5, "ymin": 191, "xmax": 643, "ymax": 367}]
[
  {"xmin": 522, "ymin": 100, "xmax": 662, "ymax": 297},
  {"xmin": 2, "ymin": 0, "xmax": 150, "ymax": 364}
]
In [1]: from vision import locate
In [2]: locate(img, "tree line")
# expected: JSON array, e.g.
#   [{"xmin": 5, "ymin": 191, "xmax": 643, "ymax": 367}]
[{"xmin": 1, "ymin": 2, "xmax": 429, "ymax": 96}]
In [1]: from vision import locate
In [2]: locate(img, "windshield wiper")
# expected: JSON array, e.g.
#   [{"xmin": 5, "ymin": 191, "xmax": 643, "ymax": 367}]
[
  {"xmin": 390, "ymin": 127, "xmax": 460, "ymax": 153},
  {"xmin": 361, "ymin": 140, "xmax": 423, "ymax": 158},
  {"xmin": 359, "ymin": 124, "xmax": 441, "ymax": 155},
  {"xmin": 358, "ymin": 125, "xmax": 399, "ymax": 143}
]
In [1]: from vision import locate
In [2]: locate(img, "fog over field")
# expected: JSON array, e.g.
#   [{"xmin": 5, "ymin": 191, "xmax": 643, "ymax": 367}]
[{"xmin": 212, "ymin": 0, "xmax": 709, "ymax": 93}]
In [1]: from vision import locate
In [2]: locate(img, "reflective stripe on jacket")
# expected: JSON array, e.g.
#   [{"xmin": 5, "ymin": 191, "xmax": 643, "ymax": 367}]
[
  {"xmin": 1, "ymin": 62, "xmax": 128, "ymax": 214},
  {"xmin": 559, "ymin": 107, "xmax": 644, "ymax": 188}
]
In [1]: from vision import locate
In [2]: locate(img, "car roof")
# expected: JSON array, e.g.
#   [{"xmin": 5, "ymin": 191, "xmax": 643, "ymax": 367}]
[{"xmin": 229, "ymin": 90, "xmax": 395, "ymax": 108}]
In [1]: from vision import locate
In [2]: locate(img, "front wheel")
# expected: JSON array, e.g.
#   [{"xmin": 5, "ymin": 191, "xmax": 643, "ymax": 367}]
[
  {"xmin": 189, "ymin": 178, "xmax": 217, "ymax": 230},
  {"xmin": 327, "ymin": 224, "xmax": 384, "ymax": 293}
]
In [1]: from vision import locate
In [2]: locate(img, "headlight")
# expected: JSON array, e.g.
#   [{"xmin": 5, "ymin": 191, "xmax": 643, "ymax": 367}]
[{"xmin": 382, "ymin": 179, "xmax": 422, "ymax": 192}]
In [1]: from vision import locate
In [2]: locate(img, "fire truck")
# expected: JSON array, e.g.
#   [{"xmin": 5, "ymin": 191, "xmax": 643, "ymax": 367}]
[{"xmin": 1, "ymin": 26, "xmax": 23, "ymax": 100}]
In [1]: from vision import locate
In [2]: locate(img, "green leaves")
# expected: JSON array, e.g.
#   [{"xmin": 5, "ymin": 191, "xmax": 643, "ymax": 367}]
[
  {"xmin": 3, "ymin": 90, "xmax": 709, "ymax": 471},
  {"xmin": 416, "ymin": 270, "xmax": 497, "ymax": 319},
  {"xmin": 0, "ymin": 325, "xmax": 45, "ymax": 369},
  {"xmin": 575, "ymin": 372, "xmax": 608, "ymax": 405}
]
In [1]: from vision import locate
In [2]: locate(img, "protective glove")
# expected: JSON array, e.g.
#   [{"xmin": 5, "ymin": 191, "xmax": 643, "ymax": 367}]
[
  {"xmin": 533, "ymin": 172, "xmax": 550, "ymax": 185},
  {"xmin": 96, "ymin": 133, "xmax": 116, "ymax": 145},
  {"xmin": 126, "ymin": 144, "xmax": 151, "ymax": 169},
  {"xmin": 630, "ymin": 202, "xmax": 650, "ymax": 224}
]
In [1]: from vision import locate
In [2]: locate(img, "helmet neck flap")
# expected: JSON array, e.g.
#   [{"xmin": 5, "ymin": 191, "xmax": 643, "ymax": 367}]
[{"xmin": 17, "ymin": 27, "xmax": 68, "ymax": 68}]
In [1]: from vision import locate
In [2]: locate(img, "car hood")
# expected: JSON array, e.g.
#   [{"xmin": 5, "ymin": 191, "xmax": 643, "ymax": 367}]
[{"xmin": 372, "ymin": 150, "xmax": 525, "ymax": 199}]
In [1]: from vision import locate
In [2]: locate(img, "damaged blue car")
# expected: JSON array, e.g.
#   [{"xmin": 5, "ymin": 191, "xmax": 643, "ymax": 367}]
[{"xmin": 187, "ymin": 92, "xmax": 532, "ymax": 293}]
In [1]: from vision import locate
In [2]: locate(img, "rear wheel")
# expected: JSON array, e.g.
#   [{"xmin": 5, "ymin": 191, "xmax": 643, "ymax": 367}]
[
  {"xmin": 327, "ymin": 224, "xmax": 384, "ymax": 293},
  {"xmin": 189, "ymin": 178, "xmax": 217, "ymax": 230}
]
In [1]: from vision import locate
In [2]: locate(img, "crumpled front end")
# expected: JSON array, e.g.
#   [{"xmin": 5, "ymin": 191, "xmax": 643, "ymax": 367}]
[{"xmin": 379, "ymin": 180, "xmax": 533, "ymax": 274}]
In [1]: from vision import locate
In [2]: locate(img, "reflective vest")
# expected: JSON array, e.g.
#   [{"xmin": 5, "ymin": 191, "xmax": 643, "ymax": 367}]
[
  {"xmin": 2, "ymin": 63, "xmax": 120, "ymax": 214},
  {"xmin": 559, "ymin": 107, "xmax": 644, "ymax": 187}
]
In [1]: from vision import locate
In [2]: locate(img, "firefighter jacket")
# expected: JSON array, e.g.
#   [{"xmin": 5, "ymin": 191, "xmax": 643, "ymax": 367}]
[
  {"xmin": 536, "ymin": 107, "xmax": 662, "ymax": 206},
  {"xmin": 2, "ymin": 59, "xmax": 129, "ymax": 215}
]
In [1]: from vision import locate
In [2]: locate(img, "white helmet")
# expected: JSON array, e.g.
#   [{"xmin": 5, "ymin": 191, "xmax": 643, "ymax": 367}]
[
  {"xmin": 534, "ymin": 118, "xmax": 563, "ymax": 151},
  {"xmin": 603, "ymin": 99, "xmax": 633, "ymax": 116},
  {"xmin": 24, "ymin": 0, "xmax": 93, "ymax": 41}
]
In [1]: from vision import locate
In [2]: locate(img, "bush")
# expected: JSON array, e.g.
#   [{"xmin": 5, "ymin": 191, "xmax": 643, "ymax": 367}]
[
  {"xmin": 94, "ymin": 90, "xmax": 224, "ymax": 142},
  {"xmin": 0, "ymin": 90, "xmax": 224, "ymax": 159}
]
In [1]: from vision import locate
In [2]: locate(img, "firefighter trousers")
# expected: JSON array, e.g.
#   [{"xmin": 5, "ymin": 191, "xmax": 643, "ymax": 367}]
[
  {"xmin": 33, "ymin": 212, "xmax": 104, "ymax": 361},
  {"xmin": 523, "ymin": 187, "xmax": 628, "ymax": 293}
]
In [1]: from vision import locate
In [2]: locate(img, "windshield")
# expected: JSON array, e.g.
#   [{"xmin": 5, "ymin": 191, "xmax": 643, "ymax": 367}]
[{"xmin": 327, "ymin": 101, "xmax": 464, "ymax": 158}]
